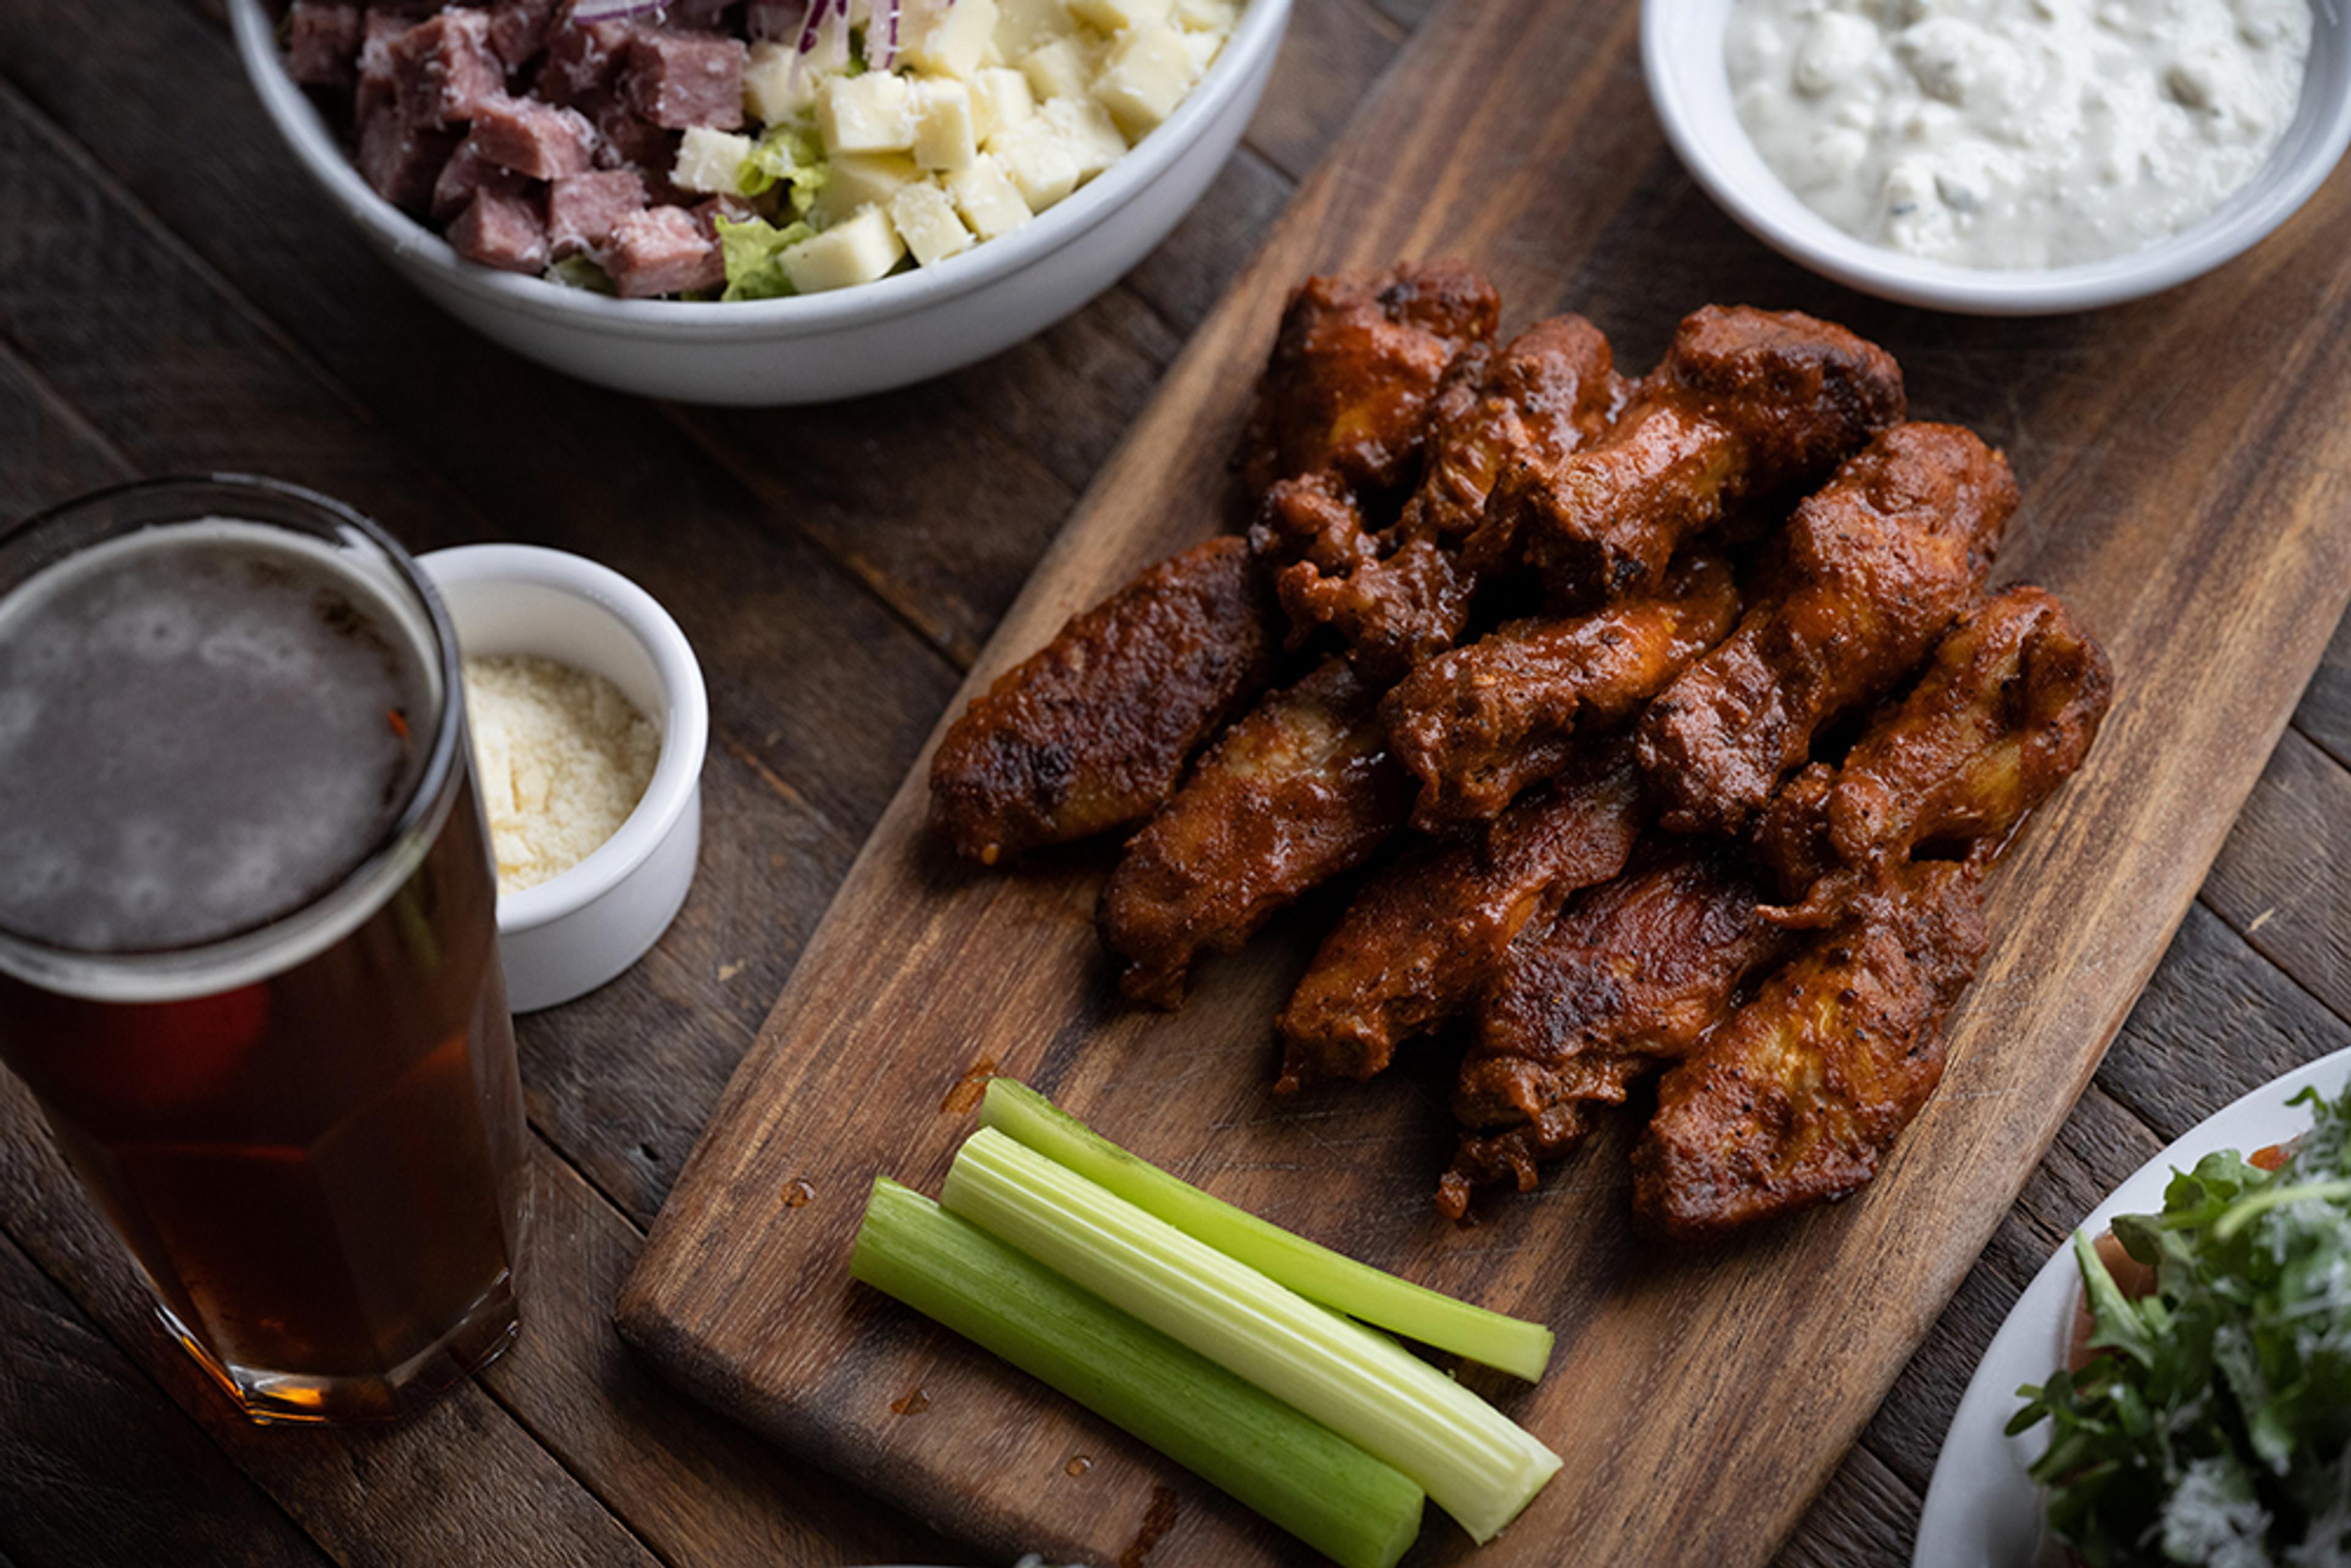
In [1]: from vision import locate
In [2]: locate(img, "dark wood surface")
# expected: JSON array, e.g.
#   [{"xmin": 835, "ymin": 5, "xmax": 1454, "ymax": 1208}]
[{"xmin": 0, "ymin": 1, "xmax": 2345, "ymax": 1564}]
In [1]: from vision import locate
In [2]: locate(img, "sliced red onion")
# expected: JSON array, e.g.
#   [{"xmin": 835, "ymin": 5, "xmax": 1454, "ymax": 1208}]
[{"xmin": 569, "ymin": 0, "xmax": 667, "ymax": 20}]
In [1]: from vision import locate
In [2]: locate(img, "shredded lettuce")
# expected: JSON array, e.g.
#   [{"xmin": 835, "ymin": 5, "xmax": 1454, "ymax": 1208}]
[
  {"xmin": 2009, "ymin": 1081, "xmax": 2351, "ymax": 1565},
  {"xmin": 713, "ymin": 214, "xmax": 813, "ymax": 301},
  {"xmin": 737, "ymin": 122, "xmax": 830, "ymax": 211},
  {"xmin": 542, "ymin": 254, "xmax": 616, "ymax": 294}
]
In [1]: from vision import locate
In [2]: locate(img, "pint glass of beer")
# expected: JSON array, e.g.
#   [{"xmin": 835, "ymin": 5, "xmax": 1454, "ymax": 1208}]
[{"xmin": 0, "ymin": 477, "xmax": 527, "ymax": 1423}]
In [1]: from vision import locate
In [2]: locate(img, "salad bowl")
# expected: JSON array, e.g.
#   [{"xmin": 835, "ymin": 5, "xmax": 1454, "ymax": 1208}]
[
  {"xmin": 227, "ymin": 0, "xmax": 1291, "ymax": 404},
  {"xmin": 1918, "ymin": 1046, "xmax": 2351, "ymax": 1567}
]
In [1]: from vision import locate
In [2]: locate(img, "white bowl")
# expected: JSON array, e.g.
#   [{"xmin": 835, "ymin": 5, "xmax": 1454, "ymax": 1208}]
[
  {"xmin": 1643, "ymin": 0, "xmax": 2351, "ymax": 315},
  {"xmin": 226, "ymin": 0, "xmax": 1291, "ymax": 403},
  {"xmin": 418, "ymin": 545, "xmax": 708, "ymax": 1013}
]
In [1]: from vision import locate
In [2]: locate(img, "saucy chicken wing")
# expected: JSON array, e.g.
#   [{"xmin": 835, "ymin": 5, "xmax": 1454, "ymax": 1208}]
[
  {"xmin": 1759, "ymin": 583, "xmax": 2113, "ymax": 925},
  {"xmin": 929, "ymin": 537, "xmax": 1277, "ymax": 865},
  {"xmin": 1274, "ymin": 741, "xmax": 1648, "ymax": 1092},
  {"xmin": 1272, "ymin": 316, "xmax": 1630, "ymax": 676},
  {"xmin": 1632, "ymin": 860, "xmax": 1987, "ymax": 1240},
  {"xmin": 1239, "ymin": 260, "xmax": 1501, "ymax": 501},
  {"xmin": 1382, "ymin": 553, "xmax": 1740, "ymax": 829},
  {"xmin": 1638, "ymin": 422, "xmax": 2019, "ymax": 836},
  {"xmin": 1098, "ymin": 656, "xmax": 1413, "ymax": 1009},
  {"xmin": 1438, "ymin": 844, "xmax": 1787, "ymax": 1218},
  {"xmin": 1499, "ymin": 306, "xmax": 1905, "ymax": 606}
]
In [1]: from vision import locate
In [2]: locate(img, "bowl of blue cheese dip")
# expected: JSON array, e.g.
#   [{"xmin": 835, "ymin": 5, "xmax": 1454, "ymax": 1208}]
[{"xmin": 1644, "ymin": 0, "xmax": 2351, "ymax": 314}]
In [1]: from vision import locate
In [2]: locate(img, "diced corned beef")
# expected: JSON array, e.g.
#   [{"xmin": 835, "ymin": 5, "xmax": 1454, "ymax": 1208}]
[
  {"xmin": 284, "ymin": 2, "xmax": 364, "ymax": 86},
  {"xmin": 623, "ymin": 29, "xmax": 747, "ymax": 130},
  {"xmin": 356, "ymin": 10, "xmax": 412, "ymax": 122},
  {"xmin": 537, "ymin": 13, "xmax": 631, "ymax": 104},
  {"xmin": 602, "ymin": 204, "xmax": 722, "ymax": 297},
  {"xmin": 546, "ymin": 168, "xmax": 647, "ymax": 257},
  {"xmin": 581, "ymin": 94, "xmax": 686, "ymax": 200},
  {"xmin": 431, "ymin": 138, "xmax": 534, "ymax": 220},
  {"xmin": 467, "ymin": 94, "xmax": 594, "ymax": 178},
  {"xmin": 447, "ymin": 187, "xmax": 550, "ymax": 272},
  {"xmin": 392, "ymin": 10, "xmax": 503, "ymax": 126},
  {"xmin": 358, "ymin": 109, "xmax": 460, "ymax": 210},
  {"xmin": 488, "ymin": 0, "xmax": 557, "ymax": 69}
]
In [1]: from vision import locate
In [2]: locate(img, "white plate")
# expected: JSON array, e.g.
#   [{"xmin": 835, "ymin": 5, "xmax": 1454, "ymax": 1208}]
[{"xmin": 1914, "ymin": 1046, "xmax": 2351, "ymax": 1567}]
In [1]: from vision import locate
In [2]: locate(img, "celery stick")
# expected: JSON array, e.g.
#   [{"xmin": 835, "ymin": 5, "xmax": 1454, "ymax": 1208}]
[
  {"xmin": 941, "ymin": 1128, "xmax": 1561, "ymax": 1544},
  {"xmin": 849, "ymin": 1178, "xmax": 1425, "ymax": 1568},
  {"xmin": 980, "ymin": 1078, "xmax": 1553, "ymax": 1381}
]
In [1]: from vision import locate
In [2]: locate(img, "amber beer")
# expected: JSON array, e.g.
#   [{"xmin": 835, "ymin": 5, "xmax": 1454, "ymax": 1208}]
[{"xmin": 0, "ymin": 478, "xmax": 525, "ymax": 1423}]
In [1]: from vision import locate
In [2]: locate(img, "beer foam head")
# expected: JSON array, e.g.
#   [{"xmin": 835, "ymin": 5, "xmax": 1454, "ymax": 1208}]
[{"xmin": 0, "ymin": 520, "xmax": 437, "ymax": 953}]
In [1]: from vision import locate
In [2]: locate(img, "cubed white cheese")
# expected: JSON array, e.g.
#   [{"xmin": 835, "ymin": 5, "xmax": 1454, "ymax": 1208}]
[
  {"xmin": 904, "ymin": 0, "xmax": 999, "ymax": 77},
  {"xmin": 1091, "ymin": 21, "xmax": 1193, "ymax": 136},
  {"xmin": 672, "ymin": 125, "xmax": 755, "ymax": 195},
  {"xmin": 1042, "ymin": 94, "xmax": 1128, "ymax": 178},
  {"xmin": 779, "ymin": 206, "xmax": 907, "ymax": 292},
  {"xmin": 888, "ymin": 180, "xmax": 976, "ymax": 266},
  {"xmin": 1180, "ymin": 28, "xmax": 1223, "ymax": 77},
  {"xmin": 910, "ymin": 78, "xmax": 979, "ymax": 171},
  {"xmin": 1019, "ymin": 34, "xmax": 1100, "ymax": 101},
  {"xmin": 970, "ymin": 66, "xmax": 1037, "ymax": 143},
  {"xmin": 817, "ymin": 71, "xmax": 915, "ymax": 155},
  {"xmin": 985, "ymin": 113, "xmax": 1081, "ymax": 209},
  {"xmin": 1067, "ymin": 0, "xmax": 1169, "ymax": 29},
  {"xmin": 947, "ymin": 154, "xmax": 1035, "ymax": 238},
  {"xmin": 744, "ymin": 40, "xmax": 823, "ymax": 124},
  {"xmin": 1169, "ymin": 0, "xmax": 1235, "ymax": 32},
  {"xmin": 808, "ymin": 150, "xmax": 921, "ymax": 227},
  {"xmin": 994, "ymin": 0, "xmax": 1077, "ymax": 59}
]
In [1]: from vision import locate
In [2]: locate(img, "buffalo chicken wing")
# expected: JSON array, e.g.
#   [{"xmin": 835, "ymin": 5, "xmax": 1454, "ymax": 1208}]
[
  {"xmin": 1382, "ymin": 553, "xmax": 1740, "ymax": 829},
  {"xmin": 1638, "ymin": 422, "xmax": 2018, "ymax": 836},
  {"xmin": 1274, "ymin": 741, "xmax": 1648, "ymax": 1092},
  {"xmin": 929, "ymin": 537, "xmax": 1277, "ymax": 865},
  {"xmin": 1499, "ymin": 306, "xmax": 1905, "ymax": 606},
  {"xmin": 1632, "ymin": 860, "xmax": 1988, "ymax": 1240},
  {"xmin": 1098, "ymin": 656, "xmax": 1413, "ymax": 1009}
]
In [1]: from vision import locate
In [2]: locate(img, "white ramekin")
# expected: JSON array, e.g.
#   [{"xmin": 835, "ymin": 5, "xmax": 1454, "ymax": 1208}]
[
  {"xmin": 418, "ymin": 545, "xmax": 708, "ymax": 1013},
  {"xmin": 1643, "ymin": 0, "xmax": 2351, "ymax": 315},
  {"xmin": 225, "ymin": 0, "xmax": 1291, "ymax": 403}
]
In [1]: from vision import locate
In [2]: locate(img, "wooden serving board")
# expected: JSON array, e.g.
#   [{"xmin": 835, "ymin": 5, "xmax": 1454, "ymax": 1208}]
[{"xmin": 619, "ymin": 2, "xmax": 2351, "ymax": 1561}]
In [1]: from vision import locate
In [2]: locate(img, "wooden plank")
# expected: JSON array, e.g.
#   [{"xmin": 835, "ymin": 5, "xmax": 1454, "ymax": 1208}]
[
  {"xmin": 2289, "ymin": 590, "xmax": 2351, "ymax": 767},
  {"xmin": 1127, "ymin": 148, "xmax": 1300, "ymax": 335},
  {"xmin": 477, "ymin": 1146, "xmax": 959, "ymax": 1566},
  {"xmin": 618, "ymin": 1, "xmax": 2351, "ymax": 1562},
  {"xmin": 1239, "ymin": 0, "xmax": 1406, "ymax": 183},
  {"xmin": 0, "ymin": 1078, "xmax": 661, "ymax": 1568},
  {"xmin": 1771, "ymin": 1446, "xmax": 1918, "ymax": 1568},
  {"xmin": 0, "ymin": 1228, "xmax": 331, "ymax": 1568},
  {"xmin": 2095, "ymin": 901, "xmax": 2351, "ymax": 1144},
  {"xmin": 2204, "ymin": 727, "xmax": 2351, "ymax": 1018}
]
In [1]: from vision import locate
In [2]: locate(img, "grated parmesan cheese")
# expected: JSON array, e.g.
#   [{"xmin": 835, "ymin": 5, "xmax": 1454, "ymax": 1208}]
[{"xmin": 462, "ymin": 654, "xmax": 660, "ymax": 895}]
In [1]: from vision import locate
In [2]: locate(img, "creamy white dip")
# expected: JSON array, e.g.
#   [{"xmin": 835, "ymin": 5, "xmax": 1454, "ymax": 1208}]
[{"xmin": 1724, "ymin": 0, "xmax": 2314, "ymax": 269}]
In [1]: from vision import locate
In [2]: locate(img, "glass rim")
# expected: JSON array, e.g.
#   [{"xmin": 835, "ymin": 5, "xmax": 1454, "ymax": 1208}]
[{"xmin": 0, "ymin": 473, "xmax": 470, "ymax": 1002}]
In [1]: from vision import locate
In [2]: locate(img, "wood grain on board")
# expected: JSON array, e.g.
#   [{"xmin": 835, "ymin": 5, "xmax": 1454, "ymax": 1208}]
[{"xmin": 618, "ymin": 1, "xmax": 2351, "ymax": 1564}]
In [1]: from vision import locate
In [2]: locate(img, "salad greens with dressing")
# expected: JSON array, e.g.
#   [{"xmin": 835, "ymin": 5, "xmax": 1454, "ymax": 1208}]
[{"xmin": 2010, "ymin": 1081, "xmax": 2351, "ymax": 1566}]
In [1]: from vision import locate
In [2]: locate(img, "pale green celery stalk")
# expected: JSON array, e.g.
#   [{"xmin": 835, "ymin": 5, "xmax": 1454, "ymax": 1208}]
[
  {"xmin": 980, "ymin": 1078, "xmax": 1553, "ymax": 1382},
  {"xmin": 849, "ymin": 1178, "xmax": 1425, "ymax": 1568},
  {"xmin": 940, "ymin": 1128, "xmax": 1561, "ymax": 1544}
]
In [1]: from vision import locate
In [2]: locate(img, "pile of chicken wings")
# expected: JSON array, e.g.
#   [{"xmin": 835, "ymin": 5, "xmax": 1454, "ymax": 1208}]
[{"xmin": 929, "ymin": 261, "xmax": 2114, "ymax": 1239}]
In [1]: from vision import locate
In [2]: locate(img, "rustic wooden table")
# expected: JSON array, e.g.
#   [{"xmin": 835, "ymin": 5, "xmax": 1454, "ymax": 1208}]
[{"xmin": 2, "ymin": 1, "xmax": 2346, "ymax": 1563}]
